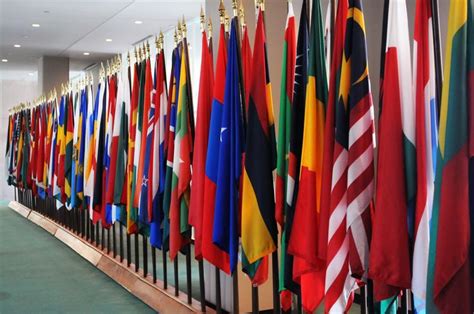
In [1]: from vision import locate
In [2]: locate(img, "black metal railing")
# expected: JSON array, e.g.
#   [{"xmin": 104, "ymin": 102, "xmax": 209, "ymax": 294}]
[{"xmin": 14, "ymin": 187, "xmax": 415, "ymax": 314}]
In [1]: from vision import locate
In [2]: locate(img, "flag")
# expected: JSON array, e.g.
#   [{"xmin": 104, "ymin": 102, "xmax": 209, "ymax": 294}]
[
  {"xmin": 136, "ymin": 57, "xmax": 154, "ymax": 233},
  {"xmin": 324, "ymin": 0, "xmax": 375, "ymax": 311},
  {"xmin": 56, "ymin": 95, "xmax": 66, "ymax": 201},
  {"xmin": 84, "ymin": 83, "xmax": 97, "ymax": 215},
  {"xmin": 163, "ymin": 46, "xmax": 181, "ymax": 250},
  {"xmin": 212, "ymin": 18, "xmax": 243, "ymax": 274},
  {"xmin": 169, "ymin": 42, "xmax": 193, "ymax": 260},
  {"xmin": 127, "ymin": 61, "xmax": 141, "ymax": 234},
  {"xmin": 48, "ymin": 100, "xmax": 58, "ymax": 197},
  {"xmin": 427, "ymin": 0, "xmax": 473, "ymax": 312},
  {"xmin": 76, "ymin": 86, "xmax": 88, "ymax": 207},
  {"xmin": 242, "ymin": 24, "xmax": 252, "ymax": 109},
  {"xmin": 202, "ymin": 22, "xmax": 231, "ymax": 273},
  {"xmin": 287, "ymin": 0, "xmax": 328, "ymax": 311},
  {"xmin": 241, "ymin": 8, "xmax": 277, "ymax": 282},
  {"xmin": 92, "ymin": 78, "xmax": 107, "ymax": 223},
  {"xmin": 369, "ymin": 0, "xmax": 414, "ymax": 301},
  {"xmin": 70, "ymin": 88, "xmax": 82, "ymax": 208},
  {"xmin": 411, "ymin": 0, "xmax": 439, "ymax": 311},
  {"xmin": 150, "ymin": 46, "xmax": 167, "ymax": 248},
  {"xmin": 107, "ymin": 73, "xmax": 123, "ymax": 220},
  {"xmin": 104, "ymin": 74, "xmax": 117, "ymax": 224},
  {"xmin": 275, "ymin": 0, "xmax": 296, "ymax": 230},
  {"xmin": 275, "ymin": 0, "xmax": 299, "ymax": 310},
  {"xmin": 114, "ymin": 70, "xmax": 130, "ymax": 225},
  {"xmin": 189, "ymin": 27, "xmax": 214, "ymax": 259},
  {"xmin": 64, "ymin": 92, "xmax": 75, "ymax": 205}
]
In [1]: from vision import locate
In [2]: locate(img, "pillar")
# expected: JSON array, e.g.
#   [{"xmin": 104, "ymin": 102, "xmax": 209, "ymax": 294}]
[{"xmin": 38, "ymin": 56, "xmax": 69, "ymax": 94}]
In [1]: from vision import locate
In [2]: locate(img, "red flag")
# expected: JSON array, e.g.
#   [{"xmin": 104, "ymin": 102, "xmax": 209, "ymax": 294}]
[{"xmin": 189, "ymin": 29, "xmax": 214, "ymax": 260}]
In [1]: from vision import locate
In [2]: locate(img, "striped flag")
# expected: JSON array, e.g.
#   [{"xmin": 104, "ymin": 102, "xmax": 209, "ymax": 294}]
[
  {"xmin": 127, "ymin": 61, "xmax": 141, "ymax": 234},
  {"xmin": 64, "ymin": 93, "xmax": 74, "ymax": 205},
  {"xmin": 288, "ymin": 0, "xmax": 328, "ymax": 311},
  {"xmin": 411, "ymin": 0, "xmax": 439, "ymax": 310},
  {"xmin": 137, "ymin": 57, "xmax": 154, "ymax": 233},
  {"xmin": 163, "ymin": 46, "xmax": 181, "ymax": 250},
  {"xmin": 76, "ymin": 86, "xmax": 88, "ymax": 207},
  {"xmin": 369, "ymin": 0, "xmax": 414, "ymax": 301},
  {"xmin": 202, "ymin": 22, "xmax": 231, "ymax": 272},
  {"xmin": 150, "ymin": 46, "xmax": 167, "ymax": 249},
  {"xmin": 56, "ymin": 95, "xmax": 66, "ymax": 201},
  {"xmin": 169, "ymin": 42, "xmax": 193, "ymax": 260},
  {"xmin": 427, "ymin": 0, "xmax": 473, "ymax": 311},
  {"xmin": 104, "ymin": 74, "xmax": 117, "ymax": 224},
  {"xmin": 189, "ymin": 27, "xmax": 214, "ymax": 259},
  {"xmin": 276, "ymin": 1, "xmax": 298, "ymax": 309},
  {"xmin": 92, "ymin": 77, "xmax": 107, "ymax": 224},
  {"xmin": 324, "ymin": 0, "xmax": 375, "ymax": 311},
  {"xmin": 241, "ymin": 8, "xmax": 277, "ymax": 282},
  {"xmin": 113, "ymin": 70, "xmax": 130, "ymax": 225},
  {"xmin": 84, "ymin": 81, "xmax": 98, "ymax": 219}
]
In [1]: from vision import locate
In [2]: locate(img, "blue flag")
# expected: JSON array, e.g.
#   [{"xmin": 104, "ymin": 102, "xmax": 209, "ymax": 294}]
[{"xmin": 213, "ymin": 19, "xmax": 243, "ymax": 274}]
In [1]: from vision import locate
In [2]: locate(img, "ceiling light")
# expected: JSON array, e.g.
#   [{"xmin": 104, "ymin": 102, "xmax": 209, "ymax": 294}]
[
  {"xmin": 28, "ymin": 72, "xmax": 35, "ymax": 76},
  {"xmin": 105, "ymin": 38, "xmax": 112, "ymax": 42},
  {"xmin": 134, "ymin": 20, "xmax": 143, "ymax": 24},
  {"xmin": 1, "ymin": 59, "xmax": 7, "ymax": 63},
  {"xmin": 14, "ymin": 44, "xmax": 21, "ymax": 48},
  {"xmin": 83, "ymin": 52, "xmax": 90, "ymax": 56},
  {"xmin": 32, "ymin": 23, "xmax": 40, "ymax": 28}
]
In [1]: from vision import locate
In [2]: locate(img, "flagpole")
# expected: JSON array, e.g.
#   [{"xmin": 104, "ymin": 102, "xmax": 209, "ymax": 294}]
[
  {"xmin": 232, "ymin": 0, "xmax": 247, "ymax": 136},
  {"xmin": 430, "ymin": 0, "xmax": 443, "ymax": 120},
  {"xmin": 181, "ymin": 18, "xmax": 194, "ymax": 305}
]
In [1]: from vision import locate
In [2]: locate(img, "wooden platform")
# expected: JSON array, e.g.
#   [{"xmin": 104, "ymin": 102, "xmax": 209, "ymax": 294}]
[{"xmin": 8, "ymin": 201, "xmax": 213, "ymax": 314}]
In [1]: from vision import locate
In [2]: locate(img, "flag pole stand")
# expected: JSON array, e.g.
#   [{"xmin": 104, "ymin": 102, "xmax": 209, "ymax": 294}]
[
  {"xmin": 215, "ymin": 267, "xmax": 222, "ymax": 313},
  {"xmin": 198, "ymin": 259, "xmax": 206, "ymax": 312},
  {"xmin": 185, "ymin": 244, "xmax": 192, "ymax": 304},
  {"xmin": 367, "ymin": 279, "xmax": 374, "ymax": 313},
  {"xmin": 143, "ymin": 235, "xmax": 148, "ymax": 277},
  {"xmin": 252, "ymin": 286, "xmax": 259, "ymax": 314},
  {"xmin": 174, "ymin": 256, "xmax": 180, "ymax": 296},
  {"xmin": 152, "ymin": 246, "xmax": 157, "ymax": 283},
  {"xmin": 232, "ymin": 272, "xmax": 239, "ymax": 314},
  {"xmin": 272, "ymin": 251, "xmax": 280, "ymax": 313},
  {"xmin": 134, "ymin": 233, "xmax": 139, "ymax": 272},
  {"xmin": 126, "ymin": 232, "xmax": 131, "ymax": 266},
  {"xmin": 163, "ymin": 249, "xmax": 168, "ymax": 289}
]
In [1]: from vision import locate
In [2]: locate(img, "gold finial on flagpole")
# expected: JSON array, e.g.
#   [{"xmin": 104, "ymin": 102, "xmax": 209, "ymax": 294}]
[
  {"xmin": 239, "ymin": 1, "xmax": 246, "ymax": 26},
  {"xmin": 155, "ymin": 35, "xmax": 159, "ymax": 50},
  {"xmin": 219, "ymin": 0, "xmax": 226, "ymax": 25},
  {"xmin": 177, "ymin": 20, "xmax": 182, "ymax": 42},
  {"xmin": 146, "ymin": 41, "xmax": 150, "ymax": 58},
  {"xmin": 232, "ymin": 0, "xmax": 239, "ymax": 17},
  {"xmin": 173, "ymin": 28, "xmax": 178, "ymax": 47},
  {"xmin": 200, "ymin": 6, "xmax": 205, "ymax": 32},
  {"xmin": 207, "ymin": 17, "xmax": 213, "ymax": 38},
  {"xmin": 259, "ymin": 0, "xmax": 265, "ymax": 12},
  {"xmin": 182, "ymin": 16, "xmax": 187, "ymax": 38},
  {"xmin": 159, "ymin": 31, "xmax": 164, "ymax": 51},
  {"xmin": 224, "ymin": 14, "xmax": 230, "ymax": 32}
]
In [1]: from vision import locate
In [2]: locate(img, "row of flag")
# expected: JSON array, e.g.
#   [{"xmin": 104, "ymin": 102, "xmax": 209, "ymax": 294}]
[{"xmin": 5, "ymin": 0, "xmax": 473, "ymax": 312}]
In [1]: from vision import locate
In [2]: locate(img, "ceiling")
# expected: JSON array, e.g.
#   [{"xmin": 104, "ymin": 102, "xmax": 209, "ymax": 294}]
[{"xmin": 0, "ymin": 0, "xmax": 203, "ymax": 80}]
